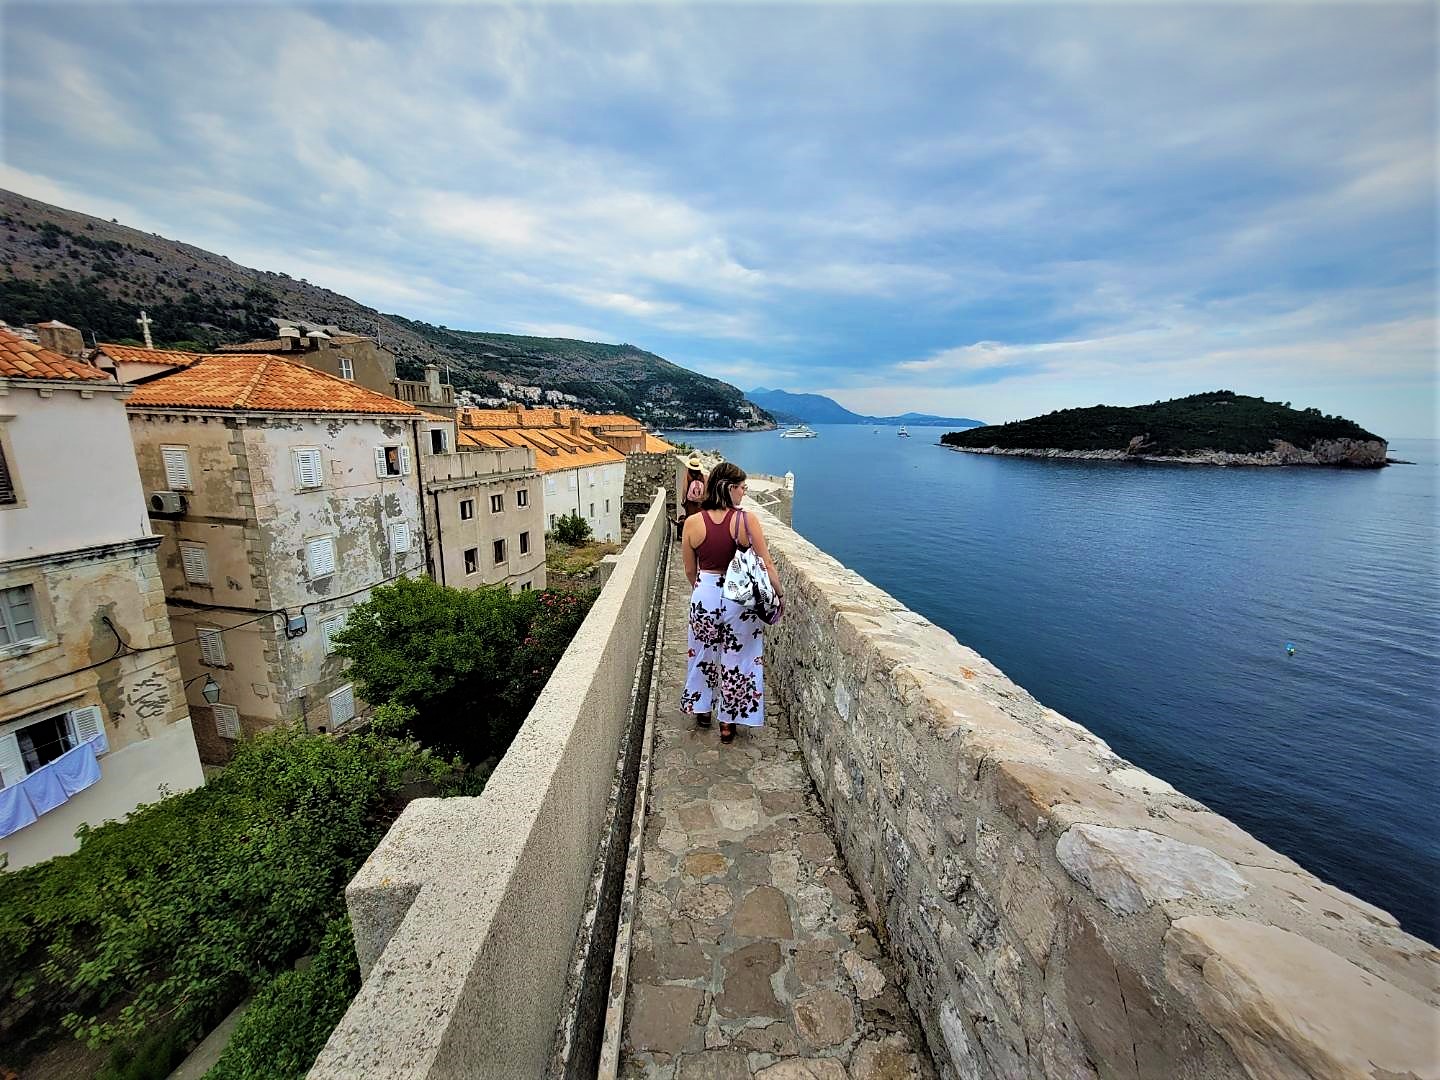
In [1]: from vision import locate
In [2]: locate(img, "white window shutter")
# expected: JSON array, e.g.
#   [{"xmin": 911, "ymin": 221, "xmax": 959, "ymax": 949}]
[
  {"xmin": 68, "ymin": 705, "xmax": 105, "ymax": 745},
  {"xmin": 322, "ymin": 613, "xmax": 345, "ymax": 653},
  {"xmin": 162, "ymin": 447, "xmax": 191, "ymax": 489},
  {"xmin": 389, "ymin": 521, "xmax": 411, "ymax": 554},
  {"xmin": 374, "ymin": 447, "xmax": 388, "ymax": 478},
  {"xmin": 198, "ymin": 627, "xmax": 226, "ymax": 666},
  {"xmin": 399, "ymin": 444, "xmax": 412, "ymax": 475},
  {"xmin": 329, "ymin": 685, "xmax": 355, "ymax": 725},
  {"xmin": 293, "ymin": 449, "xmax": 321, "ymax": 489},
  {"xmin": 307, "ymin": 537, "xmax": 336, "ymax": 578},
  {"xmin": 213, "ymin": 704, "xmax": 240, "ymax": 740},
  {"xmin": 181, "ymin": 546, "xmax": 209, "ymax": 584},
  {"xmin": 0, "ymin": 732, "xmax": 25, "ymax": 787}
]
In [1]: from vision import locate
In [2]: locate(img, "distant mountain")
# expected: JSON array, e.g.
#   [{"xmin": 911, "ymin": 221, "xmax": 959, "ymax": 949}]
[
  {"xmin": 747, "ymin": 387, "xmax": 983, "ymax": 427},
  {"xmin": 940, "ymin": 391, "xmax": 1387, "ymax": 467},
  {"xmin": 0, "ymin": 189, "xmax": 770, "ymax": 430}
]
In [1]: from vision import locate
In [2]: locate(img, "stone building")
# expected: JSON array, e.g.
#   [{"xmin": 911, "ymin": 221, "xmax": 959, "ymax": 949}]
[
  {"xmin": 458, "ymin": 409, "xmax": 627, "ymax": 542},
  {"xmin": 125, "ymin": 353, "xmax": 426, "ymax": 762},
  {"xmin": 420, "ymin": 441, "xmax": 546, "ymax": 592},
  {"xmin": 0, "ymin": 329, "xmax": 202, "ymax": 870}
]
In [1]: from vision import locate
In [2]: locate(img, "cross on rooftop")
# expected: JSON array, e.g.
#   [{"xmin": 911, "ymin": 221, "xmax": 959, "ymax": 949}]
[{"xmin": 136, "ymin": 309, "xmax": 154, "ymax": 350}]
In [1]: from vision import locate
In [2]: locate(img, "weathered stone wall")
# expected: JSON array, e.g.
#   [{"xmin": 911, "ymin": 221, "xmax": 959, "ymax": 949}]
[
  {"xmin": 754, "ymin": 505, "xmax": 1438, "ymax": 1080},
  {"xmin": 309, "ymin": 489, "xmax": 671, "ymax": 1080},
  {"xmin": 621, "ymin": 452, "xmax": 679, "ymax": 533}
]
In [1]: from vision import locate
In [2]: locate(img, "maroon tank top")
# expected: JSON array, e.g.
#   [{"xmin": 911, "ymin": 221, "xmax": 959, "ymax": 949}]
[{"xmin": 696, "ymin": 508, "xmax": 741, "ymax": 571}]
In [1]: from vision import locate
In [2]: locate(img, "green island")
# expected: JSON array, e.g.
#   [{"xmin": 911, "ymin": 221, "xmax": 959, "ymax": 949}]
[{"xmin": 939, "ymin": 390, "xmax": 1388, "ymax": 467}]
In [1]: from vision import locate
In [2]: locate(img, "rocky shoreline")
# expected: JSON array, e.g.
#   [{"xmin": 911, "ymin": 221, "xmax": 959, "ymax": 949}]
[{"xmin": 944, "ymin": 436, "xmax": 1389, "ymax": 468}]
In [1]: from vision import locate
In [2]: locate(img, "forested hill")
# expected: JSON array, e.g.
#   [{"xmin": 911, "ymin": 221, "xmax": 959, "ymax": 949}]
[
  {"xmin": 941, "ymin": 392, "xmax": 1383, "ymax": 455},
  {"xmin": 0, "ymin": 189, "xmax": 769, "ymax": 428}
]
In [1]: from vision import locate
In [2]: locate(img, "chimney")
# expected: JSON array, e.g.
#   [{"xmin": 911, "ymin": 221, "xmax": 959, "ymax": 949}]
[
  {"xmin": 552, "ymin": 410, "xmax": 563, "ymax": 426},
  {"xmin": 279, "ymin": 325, "xmax": 302, "ymax": 351},
  {"xmin": 424, "ymin": 363, "xmax": 442, "ymax": 402},
  {"xmin": 35, "ymin": 320, "xmax": 85, "ymax": 357},
  {"xmin": 570, "ymin": 416, "xmax": 582, "ymax": 436},
  {"xmin": 508, "ymin": 403, "xmax": 523, "ymax": 416}
]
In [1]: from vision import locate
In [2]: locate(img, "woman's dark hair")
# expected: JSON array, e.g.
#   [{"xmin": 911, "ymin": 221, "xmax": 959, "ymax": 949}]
[
  {"xmin": 702, "ymin": 461, "xmax": 747, "ymax": 510},
  {"xmin": 687, "ymin": 468, "xmax": 704, "ymax": 481}
]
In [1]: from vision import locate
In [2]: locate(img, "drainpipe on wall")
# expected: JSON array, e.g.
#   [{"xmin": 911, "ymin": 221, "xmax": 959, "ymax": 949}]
[{"xmin": 431, "ymin": 490, "xmax": 447, "ymax": 587}]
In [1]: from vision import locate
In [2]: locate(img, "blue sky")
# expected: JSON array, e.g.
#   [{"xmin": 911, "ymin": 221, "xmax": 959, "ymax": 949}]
[{"xmin": 3, "ymin": 2, "xmax": 1435, "ymax": 436}]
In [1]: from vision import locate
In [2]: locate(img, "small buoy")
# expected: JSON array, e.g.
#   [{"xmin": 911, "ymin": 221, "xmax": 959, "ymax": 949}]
[{"xmin": 1285, "ymin": 642, "xmax": 1296, "ymax": 656}]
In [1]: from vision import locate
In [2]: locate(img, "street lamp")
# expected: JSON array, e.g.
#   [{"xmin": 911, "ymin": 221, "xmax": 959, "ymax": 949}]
[{"xmin": 201, "ymin": 675, "xmax": 222, "ymax": 705}]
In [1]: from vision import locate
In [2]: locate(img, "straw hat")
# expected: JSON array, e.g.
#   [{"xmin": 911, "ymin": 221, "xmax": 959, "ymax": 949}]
[{"xmin": 684, "ymin": 453, "xmax": 704, "ymax": 470}]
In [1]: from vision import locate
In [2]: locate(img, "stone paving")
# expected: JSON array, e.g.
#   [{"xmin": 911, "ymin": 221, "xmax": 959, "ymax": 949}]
[{"xmin": 618, "ymin": 546, "xmax": 937, "ymax": 1080}]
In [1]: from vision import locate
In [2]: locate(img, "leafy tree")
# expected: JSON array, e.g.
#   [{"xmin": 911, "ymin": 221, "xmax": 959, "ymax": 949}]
[{"xmin": 552, "ymin": 511, "xmax": 592, "ymax": 545}]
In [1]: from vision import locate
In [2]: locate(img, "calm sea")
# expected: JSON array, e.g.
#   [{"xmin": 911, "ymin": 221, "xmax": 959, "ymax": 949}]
[{"xmin": 667, "ymin": 426, "xmax": 1440, "ymax": 944}]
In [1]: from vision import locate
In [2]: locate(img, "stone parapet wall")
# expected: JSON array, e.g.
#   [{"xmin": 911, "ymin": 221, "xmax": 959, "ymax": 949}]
[
  {"xmin": 752, "ymin": 505, "xmax": 1438, "ymax": 1080},
  {"xmin": 309, "ymin": 489, "xmax": 671, "ymax": 1080}
]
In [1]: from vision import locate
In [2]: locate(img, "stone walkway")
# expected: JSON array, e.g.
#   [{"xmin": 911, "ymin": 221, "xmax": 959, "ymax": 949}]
[{"xmin": 618, "ymin": 546, "xmax": 937, "ymax": 1080}]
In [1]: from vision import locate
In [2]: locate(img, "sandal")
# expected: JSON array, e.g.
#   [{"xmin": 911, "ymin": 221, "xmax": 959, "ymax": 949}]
[
  {"xmin": 694, "ymin": 712, "xmax": 712, "ymax": 729},
  {"xmin": 719, "ymin": 723, "xmax": 736, "ymax": 744}
]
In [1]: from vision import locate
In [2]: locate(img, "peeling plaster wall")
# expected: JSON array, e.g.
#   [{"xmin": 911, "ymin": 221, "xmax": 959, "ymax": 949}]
[{"xmin": 754, "ymin": 504, "xmax": 1440, "ymax": 1080}]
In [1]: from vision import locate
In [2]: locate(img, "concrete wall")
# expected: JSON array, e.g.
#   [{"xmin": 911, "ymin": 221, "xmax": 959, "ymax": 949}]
[
  {"xmin": 754, "ymin": 505, "xmax": 1439, "ymax": 1080},
  {"xmin": 310, "ymin": 489, "xmax": 670, "ymax": 1080},
  {"xmin": 541, "ymin": 462, "xmax": 625, "ymax": 542}
]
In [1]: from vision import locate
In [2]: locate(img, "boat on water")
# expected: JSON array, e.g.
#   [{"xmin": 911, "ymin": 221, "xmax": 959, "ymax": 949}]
[
  {"xmin": 897, "ymin": 426, "xmax": 910, "ymax": 438},
  {"xmin": 779, "ymin": 424, "xmax": 818, "ymax": 439}
]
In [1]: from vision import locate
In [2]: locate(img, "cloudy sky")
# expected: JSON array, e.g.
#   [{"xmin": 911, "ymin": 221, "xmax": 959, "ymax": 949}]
[{"xmin": 3, "ymin": 2, "xmax": 1435, "ymax": 435}]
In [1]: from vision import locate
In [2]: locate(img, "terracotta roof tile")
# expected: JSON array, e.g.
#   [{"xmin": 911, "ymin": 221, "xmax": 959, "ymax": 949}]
[
  {"xmin": 457, "ymin": 426, "xmax": 624, "ymax": 473},
  {"xmin": 97, "ymin": 342, "xmax": 207, "ymax": 368},
  {"xmin": 644, "ymin": 434, "xmax": 678, "ymax": 454},
  {"xmin": 125, "ymin": 354, "xmax": 421, "ymax": 415},
  {"xmin": 0, "ymin": 329, "xmax": 112, "ymax": 381}
]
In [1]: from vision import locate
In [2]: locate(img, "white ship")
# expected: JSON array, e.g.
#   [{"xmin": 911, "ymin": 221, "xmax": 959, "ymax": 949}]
[
  {"xmin": 897, "ymin": 426, "xmax": 910, "ymax": 438},
  {"xmin": 779, "ymin": 423, "xmax": 818, "ymax": 438}
]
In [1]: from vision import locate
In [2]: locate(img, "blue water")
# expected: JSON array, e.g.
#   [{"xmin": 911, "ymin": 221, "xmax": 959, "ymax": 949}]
[{"xmin": 668, "ymin": 427, "xmax": 1440, "ymax": 944}]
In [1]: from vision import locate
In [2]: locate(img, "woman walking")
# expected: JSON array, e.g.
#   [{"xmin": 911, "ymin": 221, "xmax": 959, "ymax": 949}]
[{"xmin": 680, "ymin": 462, "xmax": 783, "ymax": 743}]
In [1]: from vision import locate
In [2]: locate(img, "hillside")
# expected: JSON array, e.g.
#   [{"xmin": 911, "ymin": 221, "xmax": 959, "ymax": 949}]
[
  {"xmin": 940, "ymin": 391, "xmax": 1387, "ymax": 466},
  {"xmin": 748, "ymin": 386, "xmax": 982, "ymax": 427},
  {"xmin": 0, "ymin": 189, "xmax": 769, "ymax": 429}
]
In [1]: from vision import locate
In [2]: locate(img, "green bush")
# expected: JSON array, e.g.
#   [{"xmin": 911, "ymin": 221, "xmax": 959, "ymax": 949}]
[
  {"xmin": 0, "ymin": 730, "xmax": 452, "ymax": 1067},
  {"xmin": 205, "ymin": 915, "xmax": 359, "ymax": 1080},
  {"xmin": 552, "ymin": 511, "xmax": 592, "ymax": 545}
]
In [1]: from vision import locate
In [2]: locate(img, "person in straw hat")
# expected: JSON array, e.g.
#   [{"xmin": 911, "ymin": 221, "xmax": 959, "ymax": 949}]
[{"xmin": 680, "ymin": 453, "xmax": 706, "ymax": 522}]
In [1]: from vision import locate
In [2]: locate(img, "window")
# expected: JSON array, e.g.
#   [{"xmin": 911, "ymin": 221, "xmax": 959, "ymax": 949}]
[
  {"xmin": 430, "ymin": 428, "xmax": 447, "ymax": 454},
  {"xmin": 490, "ymin": 493, "xmax": 504, "ymax": 513},
  {"xmin": 520, "ymin": 581, "xmax": 532, "ymax": 591},
  {"xmin": 389, "ymin": 520, "xmax": 411, "ymax": 555},
  {"xmin": 588, "ymin": 469, "xmax": 595, "ymax": 487},
  {"xmin": 464, "ymin": 547, "xmax": 478, "ymax": 574},
  {"xmin": 329, "ymin": 684, "xmax": 356, "ymax": 726},
  {"xmin": 0, "ymin": 584, "xmax": 40, "ymax": 647},
  {"xmin": 374, "ymin": 444, "xmax": 411, "ymax": 477},
  {"xmin": 197, "ymin": 626, "xmax": 226, "ymax": 666},
  {"xmin": 292, "ymin": 448, "xmax": 322, "ymax": 489},
  {"xmin": 0, "ymin": 441, "xmax": 16, "ymax": 506},
  {"xmin": 180, "ymin": 544, "xmax": 210, "ymax": 584},
  {"xmin": 545, "ymin": 477, "xmax": 557, "ymax": 495},
  {"xmin": 519, "ymin": 531, "xmax": 530, "ymax": 556},
  {"xmin": 589, "ymin": 503, "xmax": 595, "ymax": 517},
  {"xmin": 459, "ymin": 499, "xmax": 474, "ymax": 520},
  {"xmin": 549, "ymin": 514, "xmax": 556, "ymax": 529},
  {"xmin": 493, "ymin": 538, "xmax": 506, "ymax": 565},
  {"xmin": 321, "ymin": 613, "xmax": 346, "ymax": 654},
  {"xmin": 516, "ymin": 488, "xmax": 528, "ymax": 508},
  {"xmin": 0, "ymin": 705, "xmax": 105, "ymax": 788},
  {"xmin": 162, "ymin": 446, "xmax": 192, "ymax": 490},
  {"xmin": 567, "ymin": 474, "xmax": 577, "ymax": 491},
  {"xmin": 605, "ymin": 499, "xmax": 611, "ymax": 513},
  {"xmin": 307, "ymin": 536, "xmax": 336, "ymax": 578},
  {"xmin": 339, "ymin": 357, "xmax": 354, "ymax": 380},
  {"xmin": 212, "ymin": 704, "xmax": 240, "ymax": 740}
]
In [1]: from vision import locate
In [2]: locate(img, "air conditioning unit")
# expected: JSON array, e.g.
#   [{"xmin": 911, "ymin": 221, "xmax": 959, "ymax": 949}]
[{"xmin": 150, "ymin": 491, "xmax": 188, "ymax": 514}]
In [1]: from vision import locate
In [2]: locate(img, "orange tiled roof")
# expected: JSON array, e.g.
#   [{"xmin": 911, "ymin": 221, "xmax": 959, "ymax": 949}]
[
  {"xmin": 0, "ymin": 328, "xmax": 111, "ymax": 381},
  {"xmin": 458, "ymin": 426, "xmax": 624, "ymax": 474},
  {"xmin": 97, "ymin": 342, "xmax": 206, "ymax": 368},
  {"xmin": 126, "ymin": 354, "xmax": 421, "ymax": 415},
  {"xmin": 457, "ymin": 407, "xmax": 645, "ymax": 432},
  {"xmin": 644, "ymin": 434, "xmax": 678, "ymax": 454}
]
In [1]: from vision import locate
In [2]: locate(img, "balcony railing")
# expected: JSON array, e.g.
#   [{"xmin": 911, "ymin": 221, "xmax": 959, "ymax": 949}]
[{"xmin": 392, "ymin": 379, "xmax": 455, "ymax": 406}]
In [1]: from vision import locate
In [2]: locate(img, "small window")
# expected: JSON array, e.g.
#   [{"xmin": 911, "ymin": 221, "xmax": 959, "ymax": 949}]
[
  {"xmin": 548, "ymin": 513, "xmax": 556, "ymax": 529},
  {"xmin": 389, "ymin": 521, "xmax": 411, "ymax": 554},
  {"xmin": 519, "ymin": 531, "xmax": 530, "ymax": 556},
  {"xmin": 0, "ymin": 584, "xmax": 41, "ymax": 648},
  {"xmin": 374, "ymin": 444, "xmax": 411, "ymax": 478},
  {"xmin": 520, "ymin": 581, "xmax": 532, "ymax": 591},
  {"xmin": 589, "ymin": 503, "xmax": 595, "ymax": 517},
  {"xmin": 162, "ymin": 446, "xmax": 192, "ymax": 490},
  {"xmin": 292, "ymin": 448, "xmax": 322, "ymax": 489},
  {"xmin": 545, "ymin": 477, "xmax": 557, "ymax": 494},
  {"xmin": 493, "ymin": 538, "xmax": 506, "ymax": 565},
  {"xmin": 307, "ymin": 536, "xmax": 336, "ymax": 579},
  {"xmin": 329, "ymin": 684, "xmax": 356, "ymax": 726},
  {"xmin": 180, "ymin": 544, "xmax": 210, "ymax": 584},
  {"xmin": 490, "ymin": 493, "xmax": 504, "ymax": 513},
  {"xmin": 0, "ymin": 441, "xmax": 17, "ymax": 506},
  {"xmin": 516, "ymin": 488, "xmax": 528, "ymax": 507},
  {"xmin": 459, "ymin": 499, "xmax": 474, "ymax": 520},
  {"xmin": 197, "ymin": 626, "xmax": 226, "ymax": 666},
  {"xmin": 430, "ymin": 428, "xmax": 447, "ymax": 454},
  {"xmin": 321, "ymin": 613, "xmax": 345, "ymax": 654},
  {"xmin": 567, "ymin": 474, "xmax": 577, "ymax": 491},
  {"xmin": 588, "ymin": 470, "xmax": 595, "ymax": 487},
  {"xmin": 464, "ymin": 547, "xmax": 478, "ymax": 574},
  {"xmin": 605, "ymin": 499, "xmax": 610, "ymax": 513},
  {"xmin": 339, "ymin": 357, "xmax": 354, "ymax": 380},
  {"xmin": 213, "ymin": 704, "xmax": 240, "ymax": 740}
]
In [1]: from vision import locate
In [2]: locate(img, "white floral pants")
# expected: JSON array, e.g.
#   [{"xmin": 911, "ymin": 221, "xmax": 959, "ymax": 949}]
[{"xmin": 682, "ymin": 571, "xmax": 765, "ymax": 727}]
